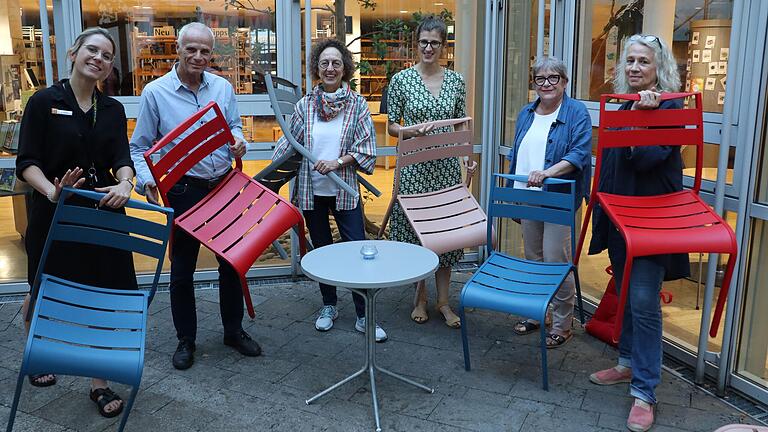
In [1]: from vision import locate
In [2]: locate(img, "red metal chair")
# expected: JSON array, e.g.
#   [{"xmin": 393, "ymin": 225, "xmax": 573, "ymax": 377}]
[
  {"xmin": 575, "ymin": 92, "xmax": 737, "ymax": 343},
  {"xmin": 144, "ymin": 101, "xmax": 306, "ymax": 319},
  {"xmin": 379, "ymin": 117, "xmax": 487, "ymax": 255}
]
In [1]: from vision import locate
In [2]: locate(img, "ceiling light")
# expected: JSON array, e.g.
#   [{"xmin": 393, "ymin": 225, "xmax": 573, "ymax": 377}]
[
  {"xmin": 400, "ymin": 10, "xmax": 409, "ymax": 13},
  {"xmin": 434, "ymin": 2, "xmax": 445, "ymax": 5}
]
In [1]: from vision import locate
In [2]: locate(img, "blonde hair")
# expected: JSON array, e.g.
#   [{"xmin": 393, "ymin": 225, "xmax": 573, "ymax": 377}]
[
  {"xmin": 613, "ymin": 34, "xmax": 681, "ymax": 93},
  {"xmin": 67, "ymin": 27, "xmax": 116, "ymax": 73}
]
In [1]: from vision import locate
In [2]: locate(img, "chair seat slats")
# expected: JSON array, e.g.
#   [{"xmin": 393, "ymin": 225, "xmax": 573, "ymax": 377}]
[
  {"xmin": 399, "ymin": 184, "xmax": 471, "ymax": 208},
  {"xmin": 41, "ymin": 277, "xmax": 145, "ymax": 312},
  {"xmin": 26, "ymin": 338, "xmax": 142, "ymax": 385},
  {"xmin": 599, "ymin": 128, "xmax": 702, "ymax": 148},
  {"xmin": 409, "ymin": 207, "xmax": 486, "ymax": 233},
  {"xmin": 488, "ymin": 252, "xmax": 573, "ymax": 272},
  {"xmin": 38, "ymin": 298, "xmax": 144, "ymax": 330},
  {"xmin": 33, "ymin": 317, "xmax": 145, "ymax": 349},
  {"xmin": 404, "ymin": 195, "xmax": 482, "ymax": 221},
  {"xmin": 471, "ymin": 271, "xmax": 567, "ymax": 295},
  {"xmin": 600, "ymin": 106, "xmax": 701, "ymax": 128},
  {"xmin": 598, "ymin": 190, "xmax": 696, "ymax": 207},
  {"xmin": 175, "ymin": 172, "xmax": 250, "ymax": 228},
  {"xmin": 610, "ymin": 201, "xmax": 705, "ymax": 218}
]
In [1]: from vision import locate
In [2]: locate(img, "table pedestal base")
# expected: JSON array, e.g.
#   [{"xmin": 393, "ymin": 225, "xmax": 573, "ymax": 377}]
[{"xmin": 305, "ymin": 287, "xmax": 434, "ymax": 432}]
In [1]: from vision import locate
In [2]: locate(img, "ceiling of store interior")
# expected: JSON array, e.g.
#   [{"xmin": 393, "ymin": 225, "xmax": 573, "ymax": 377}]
[{"xmin": 18, "ymin": 0, "xmax": 455, "ymax": 21}]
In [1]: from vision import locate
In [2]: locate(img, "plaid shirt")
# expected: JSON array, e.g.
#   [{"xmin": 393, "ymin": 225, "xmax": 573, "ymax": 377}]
[{"xmin": 273, "ymin": 91, "xmax": 376, "ymax": 210}]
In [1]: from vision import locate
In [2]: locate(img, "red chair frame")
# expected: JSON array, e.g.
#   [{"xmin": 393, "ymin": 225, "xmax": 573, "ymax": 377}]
[
  {"xmin": 144, "ymin": 101, "xmax": 306, "ymax": 318},
  {"xmin": 575, "ymin": 92, "xmax": 737, "ymax": 343}
]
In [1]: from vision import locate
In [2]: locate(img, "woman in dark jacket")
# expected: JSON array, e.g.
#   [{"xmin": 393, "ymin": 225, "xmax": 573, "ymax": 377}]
[
  {"xmin": 586, "ymin": 34, "xmax": 688, "ymax": 432},
  {"xmin": 16, "ymin": 27, "xmax": 135, "ymax": 418}
]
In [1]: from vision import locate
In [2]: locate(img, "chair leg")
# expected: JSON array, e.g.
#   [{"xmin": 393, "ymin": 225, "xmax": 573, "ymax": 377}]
[
  {"xmin": 573, "ymin": 267, "xmax": 585, "ymax": 325},
  {"xmin": 5, "ymin": 371, "xmax": 25, "ymax": 432},
  {"xmin": 612, "ymin": 256, "xmax": 635, "ymax": 345},
  {"xmin": 459, "ymin": 306, "xmax": 471, "ymax": 371},
  {"xmin": 239, "ymin": 275, "xmax": 255, "ymax": 319},
  {"xmin": 710, "ymin": 253, "xmax": 738, "ymax": 337},
  {"xmin": 540, "ymin": 324, "xmax": 549, "ymax": 391},
  {"xmin": 116, "ymin": 386, "xmax": 140, "ymax": 432}
]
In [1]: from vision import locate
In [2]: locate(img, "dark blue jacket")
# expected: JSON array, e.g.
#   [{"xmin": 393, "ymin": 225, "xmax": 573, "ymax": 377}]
[
  {"xmin": 507, "ymin": 93, "xmax": 592, "ymax": 202},
  {"xmin": 588, "ymin": 98, "xmax": 690, "ymax": 281}
]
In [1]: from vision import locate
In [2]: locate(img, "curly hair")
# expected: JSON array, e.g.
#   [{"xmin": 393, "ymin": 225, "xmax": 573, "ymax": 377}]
[
  {"xmin": 309, "ymin": 39, "xmax": 355, "ymax": 83},
  {"xmin": 613, "ymin": 34, "xmax": 681, "ymax": 93}
]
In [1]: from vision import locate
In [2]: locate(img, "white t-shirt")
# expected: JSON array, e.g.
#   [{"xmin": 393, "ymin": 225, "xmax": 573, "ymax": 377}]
[
  {"xmin": 310, "ymin": 110, "xmax": 345, "ymax": 196},
  {"xmin": 514, "ymin": 105, "xmax": 561, "ymax": 189}
]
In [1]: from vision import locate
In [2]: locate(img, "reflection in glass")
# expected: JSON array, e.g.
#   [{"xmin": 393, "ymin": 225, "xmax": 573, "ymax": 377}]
[
  {"xmin": 80, "ymin": 0, "xmax": 277, "ymax": 96},
  {"xmin": 737, "ymin": 218, "xmax": 768, "ymax": 385}
]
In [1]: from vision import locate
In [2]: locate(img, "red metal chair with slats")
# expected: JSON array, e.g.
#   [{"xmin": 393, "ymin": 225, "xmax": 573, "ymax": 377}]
[
  {"xmin": 575, "ymin": 92, "xmax": 737, "ymax": 343},
  {"xmin": 144, "ymin": 101, "xmax": 306, "ymax": 319},
  {"xmin": 379, "ymin": 117, "xmax": 488, "ymax": 255}
]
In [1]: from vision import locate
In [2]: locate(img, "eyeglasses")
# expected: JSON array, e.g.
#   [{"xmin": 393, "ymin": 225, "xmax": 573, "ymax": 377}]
[
  {"xmin": 533, "ymin": 74, "xmax": 561, "ymax": 87},
  {"xmin": 637, "ymin": 34, "xmax": 662, "ymax": 50},
  {"xmin": 418, "ymin": 39, "xmax": 443, "ymax": 50},
  {"xmin": 319, "ymin": 60, "xmax": 343, "ymax": 70},
  {"xmin": 84, "ymin": 45, "xmax": 114, "ymax": 63}
]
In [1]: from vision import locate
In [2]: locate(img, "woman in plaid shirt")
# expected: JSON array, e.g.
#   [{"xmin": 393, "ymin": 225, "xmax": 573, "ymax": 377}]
[{"xmin": 272, "ymin": 39, "xmax": 387, "ymax": 342}]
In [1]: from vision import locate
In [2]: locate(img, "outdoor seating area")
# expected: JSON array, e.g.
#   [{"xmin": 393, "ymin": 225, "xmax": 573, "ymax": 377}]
[{"xmin": 0, "ymin": 276, "xmax": 761, "ymax": 431}]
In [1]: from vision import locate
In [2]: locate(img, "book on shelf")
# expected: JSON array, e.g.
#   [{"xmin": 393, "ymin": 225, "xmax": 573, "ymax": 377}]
[
  {"xmin": 0, "ymin": 168, "xmax": 16, "ymax": 192},
  {"xmin": 1, "ymin": 121, "xmax": 20, "ymax": 154}
]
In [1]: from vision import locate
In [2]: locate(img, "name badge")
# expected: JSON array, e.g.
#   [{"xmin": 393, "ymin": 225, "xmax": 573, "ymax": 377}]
[{"xmin": 51, "ymin": 108, "xmax": 73, "ymax": 116}]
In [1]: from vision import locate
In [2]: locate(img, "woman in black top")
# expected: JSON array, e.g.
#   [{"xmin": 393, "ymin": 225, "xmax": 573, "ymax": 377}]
[
  {"xmin": 586, "ymin": 34, "xmax": 687, "ymax": 432},
  {"xmin": 16, "ymin": 27, "xmax": 135, "ymax": 418}
]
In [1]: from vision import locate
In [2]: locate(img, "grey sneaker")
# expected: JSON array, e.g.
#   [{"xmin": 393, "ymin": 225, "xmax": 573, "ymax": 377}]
[
  {"xmin": 315, "ymin": 305, "xmax": 338, "ymax": 331},
  {"xmin": 355, "ymin": 317, "xmax": 388, "ymax": 343}
]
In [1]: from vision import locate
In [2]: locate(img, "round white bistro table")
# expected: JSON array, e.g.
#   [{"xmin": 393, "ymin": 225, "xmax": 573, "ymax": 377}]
[{"xmin": 300, "ymin": 240, "xmax": 438, "ymax": 431}]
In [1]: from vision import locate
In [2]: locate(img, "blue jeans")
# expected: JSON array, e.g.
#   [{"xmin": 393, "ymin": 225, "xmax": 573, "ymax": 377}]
[
  {"xmin": 609, "ymin": 234, "xmax": 665, "ymax": 405},
  {"xmin": 303, "ymin": 196, "xmax": 366, "ymax": 318},
  {"xmin": 167, "ymin": 180, "xmax": 244, "ymax": 342}
]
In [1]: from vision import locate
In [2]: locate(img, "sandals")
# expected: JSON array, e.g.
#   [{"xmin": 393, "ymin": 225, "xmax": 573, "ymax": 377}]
[
  {"xmin": 513, "ymin": 320, "xmax": 540, "ymax": 335},
  {"xmin": 546, "ymin": 332, "xmax": 573, "ymax": 349},
  {"xmin": 28, "ymin": 373, "xmax": 57, "ymax": 387},
  {"xmin": 89, "ymin": 387, "xmax": 124, "ymax": 418},
  {"xmin": 436, "ymin": 303, "xmax": 461, "ymax": 329},
  {"xmin": 411, "ymin": 302, "xmax": 429, "ymax": 324}
]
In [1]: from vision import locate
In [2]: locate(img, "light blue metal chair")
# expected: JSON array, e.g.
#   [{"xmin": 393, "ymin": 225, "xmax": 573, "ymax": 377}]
[
  {"xmin": 6, "ymin": 187, "xmax": 173, "ymax": 432},
  {"xmin": 459, "ymin": 174, "xmax": 584, "ymax": 390}
]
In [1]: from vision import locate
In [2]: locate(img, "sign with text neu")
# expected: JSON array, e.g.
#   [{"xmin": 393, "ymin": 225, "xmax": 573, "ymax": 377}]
[{"xmin": 154, "ymin": 26, "xmax": 175, "ymax": 37}]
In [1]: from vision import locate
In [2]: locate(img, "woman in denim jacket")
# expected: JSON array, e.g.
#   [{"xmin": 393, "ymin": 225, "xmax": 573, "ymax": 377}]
[{"xmin": 507, "ymin": 56, "xmax": 592, "ymax": 348}]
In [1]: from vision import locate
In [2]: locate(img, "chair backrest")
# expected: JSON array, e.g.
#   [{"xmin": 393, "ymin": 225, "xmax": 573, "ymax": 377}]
[
  {"xmin": 261, "ymin": 72, "xmax": 379, "ymax": 198},
  {"xmin": 253, "ymin": 72, "xmax": 304, "ymax": 192},
  {"xmin": 596, "ymin": 92, "xmax": 703, "ymax": 193},
  {"xmin": 34, "ymin": 187, "xmax": 173, "ymax": 304},
  {"xmin": 143, "ymin": 101, "xmax": 240, "ymax": 207},
  {"xmin": 393, "ymin": 117, "xmax": 473, "ymax": 193},
  {"xmin": 488, "ymin": 174, "xmax": 577, "ymax": 260}
]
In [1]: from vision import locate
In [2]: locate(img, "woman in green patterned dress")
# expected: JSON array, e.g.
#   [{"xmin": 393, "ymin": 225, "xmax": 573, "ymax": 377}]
[{"xmin": 387, "ymin": 16, "xmax": 473, "ymax": 329}]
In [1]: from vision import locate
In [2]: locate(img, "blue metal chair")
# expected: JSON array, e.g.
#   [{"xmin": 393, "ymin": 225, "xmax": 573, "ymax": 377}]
[
  {"xmin": 6, "ymin": 187, "xmax": 173, "ymax": 432},
  {"xmin": 459, "ymin": 174, "xmax": 584, "ymax": 390}
]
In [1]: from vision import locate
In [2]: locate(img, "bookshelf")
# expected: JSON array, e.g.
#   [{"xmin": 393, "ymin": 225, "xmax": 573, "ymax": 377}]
[
  {"xmin": 130, "ymin": 29, "xmax": 254, "ymax": 95},
  {"xmin": 358, "ymin": 37, "xmax": 455, "ymax": 102}
]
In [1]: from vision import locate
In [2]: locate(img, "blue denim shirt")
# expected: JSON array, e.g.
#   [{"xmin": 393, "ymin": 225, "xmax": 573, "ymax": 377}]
[{"xmin": 507, "ymin": 93, "xmax": 592, "ymax": 202}]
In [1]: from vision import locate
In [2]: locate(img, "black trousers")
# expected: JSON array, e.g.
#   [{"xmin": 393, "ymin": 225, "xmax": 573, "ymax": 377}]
[{"xmin": 167, "ymin": 178, "xmax": 244, "ymax": 342}]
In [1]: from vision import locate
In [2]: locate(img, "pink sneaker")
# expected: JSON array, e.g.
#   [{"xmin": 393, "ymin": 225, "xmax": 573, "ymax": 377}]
[
  {"xmin": 627, "ymin": 399, "xmax": 654, "ymax": 432},
  {"xmin": 589, "ymin": 366, "xmax": 632, "ymax": 385}
]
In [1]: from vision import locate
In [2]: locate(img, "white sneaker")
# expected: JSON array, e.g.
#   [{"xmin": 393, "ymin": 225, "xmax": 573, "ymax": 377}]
[
  {"xmin": 355, "ymin": 317, "xmax": 388, "ymax": 342},
  {"xmin": 315, "ymin": 305, "xmax": 338, "ymax": 331}
]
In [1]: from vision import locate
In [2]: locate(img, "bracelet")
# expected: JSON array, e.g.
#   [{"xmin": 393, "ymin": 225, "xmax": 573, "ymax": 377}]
[
  {"xmin": 45, "ymin": 188, "xmax": 58, "ymax": 203},
  {"xmin": 120, "ymin": 178, "xmax": 135, "ymax": 188}
]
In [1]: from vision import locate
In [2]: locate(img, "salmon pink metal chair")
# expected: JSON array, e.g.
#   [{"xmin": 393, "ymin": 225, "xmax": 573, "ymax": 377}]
[
  {"xmin": 144, "ymin": 101, "xmax": 306, "ymax": 319},
  {"xmin": 379, "ymin": 117, "xmax": 487, "ymax": 255},
  {"xmin": 574, "ymin": 92, "xmax": 737, "ymax": 343}
]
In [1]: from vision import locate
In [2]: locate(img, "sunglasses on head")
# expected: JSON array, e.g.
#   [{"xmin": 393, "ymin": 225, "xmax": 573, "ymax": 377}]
[{"xmin": 637, "ymin": 34, "xmax": 662, "ymax": 49}]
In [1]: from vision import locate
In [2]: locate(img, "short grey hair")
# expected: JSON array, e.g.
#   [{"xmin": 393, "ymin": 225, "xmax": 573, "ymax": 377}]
[
  {"xmin": 613, "ymin": 34, "xmax": 680, "ymax": 93},
  {"xmin": 177, "ymin": 22, "xmax": 215, "ymax": 49},
  {"xmin": 532, "ymin": 56, "xmax": 569, "ymax": 82}
]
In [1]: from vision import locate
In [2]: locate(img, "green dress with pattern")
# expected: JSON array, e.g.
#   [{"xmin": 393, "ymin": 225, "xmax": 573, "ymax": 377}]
[{"xmin": 387, "ymin": 67, "xmax": 467, "ymax": 267}]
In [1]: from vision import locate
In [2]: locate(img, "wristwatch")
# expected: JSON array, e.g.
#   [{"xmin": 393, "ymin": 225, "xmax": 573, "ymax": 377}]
[{"xmin": 336, "ymin": 157, "xmax": 344, "ymax": 167}]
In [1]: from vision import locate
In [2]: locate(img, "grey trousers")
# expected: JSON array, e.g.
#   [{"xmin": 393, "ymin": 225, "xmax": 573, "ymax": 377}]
[{"xmin": 521, "ymin": 219, "xmax": 576, "ymax": 334}]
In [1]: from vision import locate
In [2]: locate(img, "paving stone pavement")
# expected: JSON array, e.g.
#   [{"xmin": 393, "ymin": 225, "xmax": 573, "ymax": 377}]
[{"xmin": 0, "ymin": 273, "xmax": 763, "ymax": 432}]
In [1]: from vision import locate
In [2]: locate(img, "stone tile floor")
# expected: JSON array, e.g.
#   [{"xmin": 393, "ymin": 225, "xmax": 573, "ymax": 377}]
[{"xmin": 0, "ymin": 273, "xmax": 763, "ymax": 431}]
